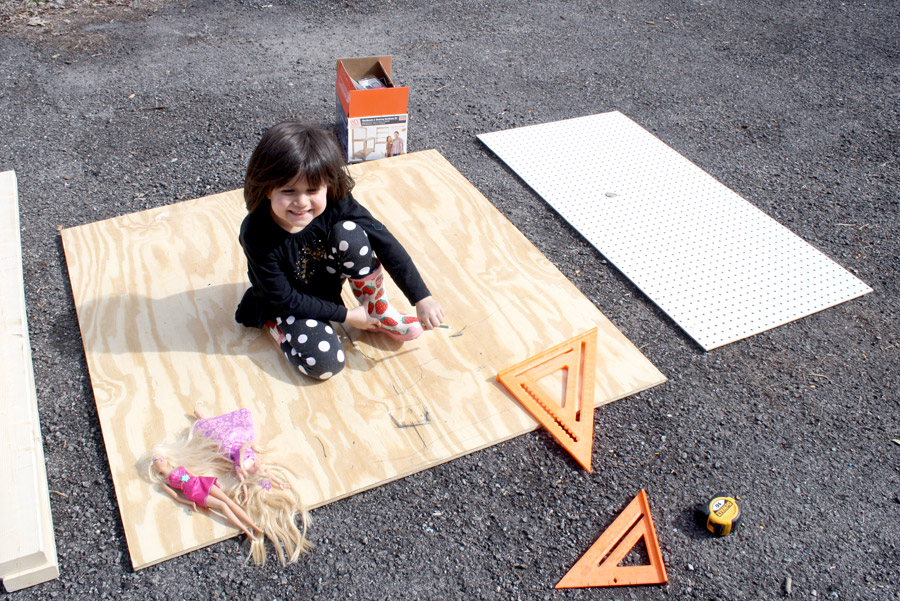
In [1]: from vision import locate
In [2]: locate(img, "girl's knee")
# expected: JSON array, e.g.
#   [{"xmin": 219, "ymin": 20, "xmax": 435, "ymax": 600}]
[
  {"xmin": 328, "ymin": 221, "xmax": 375, "ymax": 278},
  {"xmin": 298, "ymin": 356, "xmax": 345, "ymax": 380},
  {"xmin": 330, "ymin": 220, "xmax": 370, "ymax": 246},
  {"xmin": 279, "ymin": 318, "xmax": 346, "ymax": 380},
  {"xmin": 282, "ymin": 345, "xmax": 345, "ymax": 380}
]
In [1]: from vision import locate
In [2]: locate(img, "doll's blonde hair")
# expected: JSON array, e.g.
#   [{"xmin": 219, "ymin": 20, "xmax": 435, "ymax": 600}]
[
  {"xmin": 231, "ymin": 466, "xmax": 313, "ymax": 566},
  {"xmin": 144, "ymin": 428, "xmax": 235, "ymax": 485}
]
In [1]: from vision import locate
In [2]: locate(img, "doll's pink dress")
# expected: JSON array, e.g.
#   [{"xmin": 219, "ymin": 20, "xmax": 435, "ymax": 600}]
[
  {"xmin": 168, "ymin": 466, "xmax": 217, "ymax": 506},
  {"xmin": 192, "ymin": 408, "xmax": 257, "ymax": 469}
]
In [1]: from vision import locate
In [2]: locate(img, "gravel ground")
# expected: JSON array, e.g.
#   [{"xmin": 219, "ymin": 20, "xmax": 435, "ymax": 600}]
[{"xmin": 1, "ymin": 1, "xmax": 898, "ymax": 599}]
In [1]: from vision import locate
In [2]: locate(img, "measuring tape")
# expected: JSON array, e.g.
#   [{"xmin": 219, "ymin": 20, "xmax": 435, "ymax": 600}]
[{"xmin": 694, "ymin": 495, "xmax": 741, "ymax": 536}]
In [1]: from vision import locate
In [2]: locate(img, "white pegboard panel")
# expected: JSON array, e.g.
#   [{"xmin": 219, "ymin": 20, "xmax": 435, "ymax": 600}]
[{"xmin": 478, "ymin": 111, "xmax": 872, "ymax": 350}]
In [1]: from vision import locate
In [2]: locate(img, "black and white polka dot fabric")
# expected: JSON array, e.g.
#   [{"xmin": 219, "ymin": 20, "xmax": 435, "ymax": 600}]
[
  {"xmin": 324, "ymin": 220, "xmax": 375, "ymax": 279},
  {"xmin": 270, "ymin": 220, "xmax": 376, "ymax": 380},
  {"xmin": 273, "ymin": 317, "xmax": 345, "ymax": 379}
]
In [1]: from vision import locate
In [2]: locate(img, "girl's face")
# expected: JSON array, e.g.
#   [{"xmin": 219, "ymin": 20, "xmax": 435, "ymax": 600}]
[{"xmin": 268, "ymin": 174, "xmax": 328, "ymax": 233}]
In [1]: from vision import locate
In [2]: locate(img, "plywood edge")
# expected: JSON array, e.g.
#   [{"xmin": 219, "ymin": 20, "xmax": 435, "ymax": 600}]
[
  {"xmin": 58, "ymin": 188, "xmax": 245, "ymax": 235},
  {"xmin": 0, "ymin": 170, "xmax": 60, "ymax": 590},
  {"xmin": 303, "ymin": 419, "xmax": 545, "ymax": 511},
  {"xmin": 303, "ymin": 367, "xmax": 667, "ymax": 512},
  {"xmin": 132, "ymin": 532, "xmax": 237, "ymax": 571},
  {"xmin": 595, "ymin": 375, "xmax": 668, "ymax": 407}
]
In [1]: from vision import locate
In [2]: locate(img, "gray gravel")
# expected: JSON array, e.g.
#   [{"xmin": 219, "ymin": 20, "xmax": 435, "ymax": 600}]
[{"xmin": 1, "ymin": 0, "xmax": 899, "ymax": 599}]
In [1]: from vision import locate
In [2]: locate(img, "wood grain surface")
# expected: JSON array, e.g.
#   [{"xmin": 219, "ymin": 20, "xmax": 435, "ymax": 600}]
[{"xmin": 60, "ymin": 150, "xmax": 665, "ymax": 569}]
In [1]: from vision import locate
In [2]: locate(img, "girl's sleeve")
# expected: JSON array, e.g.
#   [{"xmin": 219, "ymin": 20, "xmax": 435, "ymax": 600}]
[
  {"xmin": 242, "ymin": 234, "xmax": 349, "ymax": 323},
  {"xmin": 344, "ymin": 198, "xmax": 432, "ymax": 304}
]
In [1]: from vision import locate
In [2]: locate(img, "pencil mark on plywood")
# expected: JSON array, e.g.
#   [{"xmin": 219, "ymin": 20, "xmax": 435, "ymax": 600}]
[{"xmin": 389, "ymin": 406, "xmax": 431, "ymax": 429}]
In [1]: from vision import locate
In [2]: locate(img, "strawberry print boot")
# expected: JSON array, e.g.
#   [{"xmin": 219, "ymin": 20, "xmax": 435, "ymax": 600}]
[{"xmin": 349, "ymin": 263, "xmax": 423, "ymax": 341}]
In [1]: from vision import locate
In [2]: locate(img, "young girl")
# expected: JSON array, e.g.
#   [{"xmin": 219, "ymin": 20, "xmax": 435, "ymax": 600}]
[{"xmin": 235, "ymin": 122, "xmax": 444, "ymax": 380}]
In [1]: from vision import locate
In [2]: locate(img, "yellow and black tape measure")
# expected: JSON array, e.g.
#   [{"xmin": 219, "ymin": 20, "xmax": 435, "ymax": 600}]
[{"xmin": 694, "ymin": 495, "xmax": 741, "ymax": 536}]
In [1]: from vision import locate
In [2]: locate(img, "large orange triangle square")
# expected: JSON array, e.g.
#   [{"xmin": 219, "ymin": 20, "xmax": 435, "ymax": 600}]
[
  {"xmin": 496, "ymin": 328, "xmax": 597, "ymax": 471},
  {"xmin": 556, "ymin": 489, "xmax": 668, "ymax": 588}
]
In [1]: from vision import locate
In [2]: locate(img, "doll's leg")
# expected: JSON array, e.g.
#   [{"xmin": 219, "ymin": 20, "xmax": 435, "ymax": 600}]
[
  {"xmin": 207, "ymin": 486, "xmax": 262, "ymax": 536},
  {"xmin": 270, "ymin": 316, "xmax": 345, "ymax": 380},
  {"xmin": 204, "ymin": 494, "xmax": 256, "ymax": 539},
  {"xmin": 328, "ymin": 221, "xmax": 423, "ymax": 341}
]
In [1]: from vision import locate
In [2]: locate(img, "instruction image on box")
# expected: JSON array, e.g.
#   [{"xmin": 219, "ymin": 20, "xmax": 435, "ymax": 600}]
[{"xmin": 338, "ymin": 113, "xmax": 408, "ymax": 162}]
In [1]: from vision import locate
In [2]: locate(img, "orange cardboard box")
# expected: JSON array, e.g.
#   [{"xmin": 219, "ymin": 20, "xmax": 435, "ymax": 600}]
[{"xmin": 335, "ymin": 56, "xmax": 409, "ymax": 163}]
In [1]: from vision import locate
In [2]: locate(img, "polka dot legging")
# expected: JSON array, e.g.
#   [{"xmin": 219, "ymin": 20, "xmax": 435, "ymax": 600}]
[{"xmin": 270, "ymin": 220, "xmax": 376, "ymax": 380}]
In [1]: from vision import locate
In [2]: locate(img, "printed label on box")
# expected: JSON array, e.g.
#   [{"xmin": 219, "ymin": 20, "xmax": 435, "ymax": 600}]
[{"xmin": 336, "ymin": 105, "xmax": 408, "ymax": 163}]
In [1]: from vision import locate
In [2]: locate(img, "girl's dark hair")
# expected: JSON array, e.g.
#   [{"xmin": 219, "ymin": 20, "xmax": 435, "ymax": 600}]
[{"xmin": 244, "ymin": 123, "xmax": 354, "ymax": 213}]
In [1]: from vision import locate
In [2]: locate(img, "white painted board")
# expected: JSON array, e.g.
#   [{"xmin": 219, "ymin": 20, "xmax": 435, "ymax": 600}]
[{"xmin": 478, "ymin": 112, "xmax": 872, "ymax": 350}]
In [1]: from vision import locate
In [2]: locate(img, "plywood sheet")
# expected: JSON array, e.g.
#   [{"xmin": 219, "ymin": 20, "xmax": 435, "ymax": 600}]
[
  {"xmin": 0, "ymin": 170, "xmax": 59, "ymax": 590},
  {"xmin": 61, "ymin": 150, "xmax": 665, "ymax": 569},
  {"xmin": 478, "ymin": 112, "xmax": 873, "ymax": 349}
]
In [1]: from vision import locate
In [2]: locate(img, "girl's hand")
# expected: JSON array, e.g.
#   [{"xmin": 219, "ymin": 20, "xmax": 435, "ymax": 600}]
[
  {"xmin": 345, "ymin": 305, "xmax": 380, "ymax": 331},
  {"xmin": 415, "ymin": 296, "xmax": 445, "ymax": 330}
]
